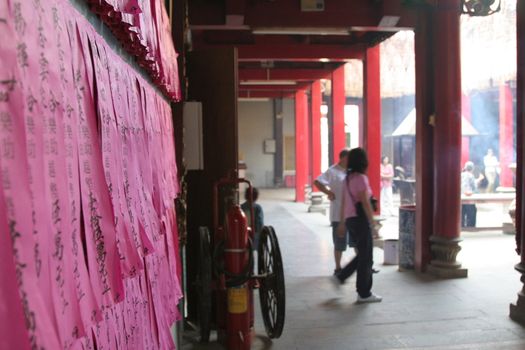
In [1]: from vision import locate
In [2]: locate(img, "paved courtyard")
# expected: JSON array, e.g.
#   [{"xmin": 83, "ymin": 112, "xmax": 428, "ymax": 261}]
[{"xmin": 183, "ymin": 189, "xmax": 525, "ymax": 349}]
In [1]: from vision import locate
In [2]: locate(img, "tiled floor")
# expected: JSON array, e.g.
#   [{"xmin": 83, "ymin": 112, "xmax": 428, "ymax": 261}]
[{"xmin": 183, "ymin": 189, "xmax": 525, "ymax": 349}]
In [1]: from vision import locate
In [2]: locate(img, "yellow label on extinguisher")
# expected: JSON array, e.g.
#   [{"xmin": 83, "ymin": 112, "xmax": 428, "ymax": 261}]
[{"xmin": 227, "ymin": 285, "xmax": 248, "ymax": 314}]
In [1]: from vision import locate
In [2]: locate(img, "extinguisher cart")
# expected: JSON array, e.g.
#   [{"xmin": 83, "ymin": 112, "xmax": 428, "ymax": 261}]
[{"xmin": 195, "ymin": 177, "xmax": 286, "ymax": 349}]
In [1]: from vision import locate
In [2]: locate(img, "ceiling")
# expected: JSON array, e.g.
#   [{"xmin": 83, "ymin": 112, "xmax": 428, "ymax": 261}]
[{"xmin": 188, "ymin": 0, "xmax": 419, "ymax": 98}]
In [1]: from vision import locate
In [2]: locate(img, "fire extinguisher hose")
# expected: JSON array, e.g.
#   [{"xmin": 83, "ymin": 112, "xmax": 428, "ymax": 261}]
[{"xmin": 213, "ymin": 239, "xmax": 254, "ymax": 288}]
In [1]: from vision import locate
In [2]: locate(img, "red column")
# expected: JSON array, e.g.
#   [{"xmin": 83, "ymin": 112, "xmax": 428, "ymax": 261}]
[
  {"xmin": 510, "ymin": 0, "xmax": 525, "ymax": 324},
  {"xmin": 364, "ymin": 45, "xmax": 381, "ymax": 203},
  {"xmin": 517, "ymin": 0, "xmax": 525, "ymax": 265},
  {"xmin": 499, "ymin": 84, "xmax": 514, "ymax": 187},
  {"xmin": 414, "ymin": 12, "xmax": 434, "ymax": 272},
  {"xmin": 332, "ymin": 65, "xmax": 346, "ymax": 158},
  {"xmin": 311, "ymin": 80, "xmax": 322, "ymax": 184},
  {"xmin": 433, "ymin": 0, "xmax": 462, "ymax": 239},
  {"xmin": 295, "ymin": 89, "xmax": 309, "ymax": 202},
  {"xmin": 427, "ymin": 0, "xmax": 467, "ymax": 278},
  {"xmin": 461, "ymin": 93, "xmax": 471, "ymax": 167}
]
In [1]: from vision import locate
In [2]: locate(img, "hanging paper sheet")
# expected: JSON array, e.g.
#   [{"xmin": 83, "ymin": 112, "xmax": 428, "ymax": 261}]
[
  {"xmin": 1, "ymin": 0, "xmax": 182, "ymax": 348},
  {"xmin": 84, "ymin": 0, "xmax": 181, "ymax": 101},
  {"xmin": 73, "ymin": 24, "xmax": 126, "ymax": 307},
  {"xmin": 89, "ymin": 37, "xmax": 144, "ymax": 278},
  {"xmin": 0, "ymin": 156, "xmax": 31, "ymax": 350},
  {"xmin": 0, "ymin": 2, "xmax": 62, "ymax": 348}
]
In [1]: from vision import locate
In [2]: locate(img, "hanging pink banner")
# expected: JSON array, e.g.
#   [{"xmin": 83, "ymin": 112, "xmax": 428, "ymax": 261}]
[
  {"xmin": 103, "ymin": 50, "xmax": 149, "ymax": 264},
  {"xmin": 151, "ymin": 0, "xmax": 181, "ymax": 99},
  {"xmin": 73, "ymin": 23, "xmax": 125, "ymax": 308},
  {"xmin": 0, "ymin": 2, "xmax": 62, "ymax": 348},
  {"xmin": 84, "ymin": 0, "xmax": 181, "ymax": 101},
  {"xmin": 129, "ymin": 76, "xmax": 163, "ymax": 242},
  {"xmin": 120, "ymin": 69, "xmax": 158, "ymax": 253},
  {"xmin": 89, "ymin": 37, "xmax": 144, "ymax": 278},
  {"xmin": 110, "ymin": 60, "xmax": 155, "ymax": 256},
  {"xmin": 1, "ymin": 0, "xmax": 182, "ymax": 347},
  {"xmin": 10, "ymin": 2, "xmax": 61, "ymax": 344},
  {"xmin": 165, "ymin": 209, "xmax": 183, "ymax": 304},
  {"xmin": 0, "ymin": 161, "xmax": 31, "ymax": 350},
  {"xmin": 27, "ymin": 2, "xmax": 95, "ymax": 346},
  {"xmin": 62, "ymin": 9, "xmax": 103, "ymax": 331}
]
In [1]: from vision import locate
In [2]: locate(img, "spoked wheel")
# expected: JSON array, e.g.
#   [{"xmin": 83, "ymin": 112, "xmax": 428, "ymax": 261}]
[
  {"xmin": 196, "ymin": 227, "xmax": 212, "ymax": 343},
  {"xmin": 258, "ymin": 226, "xmax": 285, "ymax": 339}
]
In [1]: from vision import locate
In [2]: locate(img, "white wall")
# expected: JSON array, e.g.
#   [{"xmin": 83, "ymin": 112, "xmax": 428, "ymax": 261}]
[
  {"xmin": 238, "ymin": 99, "xmax": 296, "ymax": 187},
  {"xmin": 238, "ymin": 101, "xmax": 274, "ymax": 187}
]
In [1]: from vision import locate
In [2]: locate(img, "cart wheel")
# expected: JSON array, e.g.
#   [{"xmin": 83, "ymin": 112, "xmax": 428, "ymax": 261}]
[
  {"xmin": 258, "ymin": 226, "xmax": 286, "ymax": 339},
  {"xmin": 196, "ymin": 227, "xmax": 212, "ymax": 343}
]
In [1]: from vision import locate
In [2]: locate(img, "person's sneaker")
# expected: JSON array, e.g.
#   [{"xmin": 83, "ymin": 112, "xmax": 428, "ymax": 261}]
[
  {"xmin": 372, "ymin": 268, "xmax": 380, "ymax": 274},
  {"xmin": 357, "ymin": 293, "xmax": 382, "ymax": 303},
  {"xmin": 330, "ymin": 275, "xmax": 343, "ymax": 291},
  {"xmin": 333, "ymin": 268, "xmax": 342, "ymax": 276}
]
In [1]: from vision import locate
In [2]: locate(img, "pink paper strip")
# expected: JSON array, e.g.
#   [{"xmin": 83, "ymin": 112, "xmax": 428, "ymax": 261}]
[
  {"xmin": 90, "ymin": 37, "xmax": 143, "ymax": 278},
  {"xmin": 72, "ymin": 23, "xmax": 125, "ymax": 307},
  {"xmin": 62, "ymin": 9, "xmax": 103, "ymax": 331},
  {"xmin": 1, "ymin": 1, "xmax": 183, "ymax": 348},
  {"xmin": 30, "ymin": 2, "xmax": 91, "ymax": 345},
  {"xmin": 0, "ymin": 3, "xmax": 62, "ymax": 348},
  {"xmin": 0, "ymin": 163, "xmax": 31, "ymax": 350}
]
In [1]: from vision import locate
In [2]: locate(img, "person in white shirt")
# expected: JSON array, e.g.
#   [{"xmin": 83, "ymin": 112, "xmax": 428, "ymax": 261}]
[
  {"xmin": 314, "ymin": 149, "xmax": 354, "ymax": 274},
  {"xmin": 483, "ymin": 148, "xmax": 500, "ymax": 193},
  {"xmin": 461, "ymin": 161, "xmax": 478, "ymax": 227},
  {"xmin": 380, "ymin": 156, "xmax": 395, "ymax": 216}
]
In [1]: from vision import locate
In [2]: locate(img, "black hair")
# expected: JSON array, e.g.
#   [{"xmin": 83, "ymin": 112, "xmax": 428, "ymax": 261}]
[
  {"xmin": 339, "ymin": 149, "xmax": 350, "ymax": 160},
  {"xmin": 381, "ymin": 155, "xmax": 389, "ymax": 163},
  {"xmin": 347, "ymin": 147, "xmax": 369, "ymax": 174},
  {"xmin": 245, "ymin": 187, "xmax": 259, "ymax": 202}
]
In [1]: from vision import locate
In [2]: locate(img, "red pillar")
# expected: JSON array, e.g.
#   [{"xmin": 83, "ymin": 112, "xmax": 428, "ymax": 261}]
[
  {"xmin": 433, "ymin": 0, "xmax": 461, "ymax": 240},
  {"xmin": 510, "ymin": 0, "xmax": 525, "ymax": 324},
  {"xmin": 427, "ymin": 0, "xmax": 467, "ymax": 278},
  {"xmin": 517, "ymin": 0, "xmax": 525, "ymax": 267},
  {"xmin": 364, "ymin": 45, "xmax": 381, "ymax": 203},
  {"xmin": 295, "ymin": 89, "xmax": 309, "ymax": 202},
  {"xmin": 414, "ymin": 11, "xmax": 434, "ymax": 272},
  {"xmin": 332, "ymin": 65, "xmax": 346, "ymax": 158},
  {"xmin": 311, "ymin": 80, "xmax": 322, "ymax": 183},
  {"xmin": 461, "ymin": 93, "xmax": 472, "ymax": 167},
  {"xmin": 499, "ymin": 84, "xmax": 514, "ymax": 187}
]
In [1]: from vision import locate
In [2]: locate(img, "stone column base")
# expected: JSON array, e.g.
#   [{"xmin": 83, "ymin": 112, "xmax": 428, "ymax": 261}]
[
  {"xmin": 427, "ymin": 235, "xmax": 468, "ymax": 278},
  {"xmin": 308, "ymin": 192, "xmax": 326, "ymax": 214},
  {"xmin": 510, "ymin": 263, "xmax": 525, "ymax": 325}
]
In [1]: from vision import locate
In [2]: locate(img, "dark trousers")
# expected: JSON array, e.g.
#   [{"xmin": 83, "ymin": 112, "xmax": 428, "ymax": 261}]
[
  {"xmin": 336, "ymin": 216, "xmax": 373, "ymax": 298},
  {"xmin": 461, "ymin": 204, "xmax": 477, "ymax": 228}
]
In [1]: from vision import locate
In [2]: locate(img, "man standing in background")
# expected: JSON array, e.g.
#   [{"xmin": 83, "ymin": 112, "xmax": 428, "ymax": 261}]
[
  {"xmin": 314, "ymin": 149, "xmax": 354, "ymax": 275},
  {"xmin": 484, "ymin": 148, "xmax": 500, "ymax": 193},
  {"xmin": 461, "ymin": 161, "xmax": 479, "ymax": 227}
]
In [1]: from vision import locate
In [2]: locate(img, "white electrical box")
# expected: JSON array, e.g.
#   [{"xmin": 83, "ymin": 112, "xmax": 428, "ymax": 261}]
[
  {"xmin": 183, "ymin": 101, "xmax": 204, "ymax": 170},
  {"xmin": 301, "ymin": 0, "xmax": 324, "ymax": 11}
]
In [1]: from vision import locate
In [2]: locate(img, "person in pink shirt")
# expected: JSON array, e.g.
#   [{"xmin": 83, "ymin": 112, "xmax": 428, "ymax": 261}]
[
  {"xmin": 331, "ymin": 148, "xmax": 382, "ymax": 303},
  {"xmin": 380, "ymin": 156, "xmax": 395, "ymax": 216}
]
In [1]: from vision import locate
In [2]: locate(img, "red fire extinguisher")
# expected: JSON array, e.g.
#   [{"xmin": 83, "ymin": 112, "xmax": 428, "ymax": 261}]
[
  {"xmin": 202, "ymin": 177, "xmax": 285, "ymax": 348},
  {"xmin": 213, "ymin": 178, "xmax": 256, "ymax": 349},
  {"xmin": 223, "ymin": 205, "xmax": 252, "ymax": 349}
]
